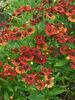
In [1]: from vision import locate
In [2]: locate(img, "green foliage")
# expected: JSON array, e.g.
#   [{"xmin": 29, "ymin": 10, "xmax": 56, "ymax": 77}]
[
  {"xmin": 48, "ymin": 86, "xmax": 66, "ymax": 96},
  {"xmin": 28, "ymin": 94, "xmax": 45, "ymax": 100},
  {"xmin": 4, "ymin": 91, "xmax": 10, "ymax": 100}
]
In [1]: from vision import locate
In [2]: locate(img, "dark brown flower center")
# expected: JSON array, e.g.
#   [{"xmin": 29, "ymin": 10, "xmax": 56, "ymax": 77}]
[{"xmin": 27, "ymin": 28, "xmax": 33, "ymax": 32}]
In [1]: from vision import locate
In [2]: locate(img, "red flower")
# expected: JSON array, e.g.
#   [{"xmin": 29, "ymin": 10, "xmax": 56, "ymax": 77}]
[
  {"xmin": 35, "ymin": 80, "xmax": 45, "ymax": 90},
  {"xmin": 41, "ymin": 67, "xmax": 52, "ymax": 75},
  {"xmin": 65, "ymin": 5, "xmax": 75, "ymax": 16},
  {"xmin": 26, "ymin": 27, "xmax": 35, "ymax": 35},
  {"xmin": 45, "ymin": 23, "xmax": 57, "ymax": 37},
  {"xmin": 22, "ymin": 64, "xmax": 32, "ymax": 71},
  {"xmin": 19, "ymin": 47, "xmax": 34, "ymax": 62},
  {"xmin": 0, "ymin": 64, "xmax": 17, "ymax": 78},
  {"xmin": 24, "ymin": 51, "xmax": 34, "ymax": 61},
  {"xmin": 36, "ymin": 34, "xmax": 45, "ymax": 45},
  {"xmin": 15, "ymin": 66, "xmax": 25, "ymax": 74},
  {"xmin": 19, "ymin": 53, "xmax": 34, "ymax": 63},
  {"xmin": 9, "ymin": 33, "xmax": 22, "ymax": 40},
  {"xmin": 6, "ymin": 28, "xmax": 22, "ymax": 40},
  {"xmin": 32, "ymin": 47, "xmax": 42, "ymax": 56},
  {"xmin": 30, "ymin": 17, "xmax": 42, "ymax": 25},
  {"xmin": 19, "ymin": 56, "xmax": 27, "ymax": 65},
  {"xmin": 60, "ymin": 46, "xmax": 70, "ymax": 55},
  {"xmin": 20, "ymin": 46, "xmax": 30, "ymax": 55},
  {"xmin": 56, "ymin": 32, "xmax": 69, "ymax": 44},
  {"xmin": 22, "ymin": 73, "xmax": 36, "ymax": 85},
  {"xmin": 15, "ymin": 63, "xmax": 32, "ymax": 74},
  {"xmin": 34, "ymin": 54, "xmax": 47, "ymax": 64},
  {"xmin": 55, "ymin": 23, "xmax": 68, "ymax": 34},
  {"xmin": 20, "ymin": 6, "xmax": 26, "ymax": 12},
  {"xmin": 53, "ymin": 6, "xmax": 65, "ymax": 14}
]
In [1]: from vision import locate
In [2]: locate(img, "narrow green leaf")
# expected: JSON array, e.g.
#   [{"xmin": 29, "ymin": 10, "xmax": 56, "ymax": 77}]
[
  {"xmin": 7, "ymin": 87, "xmax": 13, "ymax": 92},
  {"xmin": 54, "ymin": 60, "xmax": 69, "ymax": 67},
  {"xmin": 48, "ymin": 86, "xmax": 66, "ymax": 96},
  {"xmin": 4, "ymin": 91, "xmax": 10, "ymax": 100}
]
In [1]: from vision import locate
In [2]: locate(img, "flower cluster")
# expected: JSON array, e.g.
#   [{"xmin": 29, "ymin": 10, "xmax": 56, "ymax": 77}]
[
  {"xmin": 0, "ymin": 62, "xmax": 54, "ymax": 91},
  {"xmin": 60, "ymin": 46, "xmax": 75, "ymax": 69},
  {"xmin": 0, "ymin": 0, "xmax": 75, "ymax": 93},
  {"xmin": 0, "ymin": 0, "xmax": 75, "ymax": 44},
  {"xmin": 0, "ymin": 25, "xmax": 35, "ymax": 45},
  {"xmin": 0, "ymin": 63, "xmax": 17, "ymax": 79},
  {"xmin": 22, "ymin": 67, "xmax": 54, "ymax": 90},
  {"xmin": 0, "ymin": 45, "xmax": 54, "ymax": 90},
  {"xmin": 45, "ymin": 22, "xmax": 75, "ymax": 44}
]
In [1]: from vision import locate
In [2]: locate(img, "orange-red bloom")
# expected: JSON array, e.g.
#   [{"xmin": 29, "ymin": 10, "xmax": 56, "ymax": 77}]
[
  {"xmin": 15, "ymin": 63, "xmax": 32, "ymax": 74},
  {"xmin": 56, "ymin": 32, "xmax": 69, "ymax": 44},
  {"xmin": 60, "ymin": 46, "xmax": 70, "ymax": 55},
  {"xmin": 45, "ymin": 23, "xmax": 57, "ymax": 37},
  {"xmin": 46, "ymin": 12, "xmax": 56, "ymax": 20},
  {"xmin": 0, "ymin": 63, "xmax": 17, "ymax": 78},
  {"xmin": 35, "ymin": 80, "xmax": 45, "ymax": 90},
  {"xmin": 34, "ymin": 54, "xmax": 47, "ymax": 64},
  {"xmin": 53, "ymin": 6, "xmax": 65, "ymax": 14},
  {"xmin": 22, "ymin": 73, "xmax": 36, "ymax": 85},
  {"xmin": 36, "ymin": 34, "xmax": 45, "ymax": 45}
]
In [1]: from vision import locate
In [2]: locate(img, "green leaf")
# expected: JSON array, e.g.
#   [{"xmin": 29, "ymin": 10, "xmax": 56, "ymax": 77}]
[
  {"xmin": 4, "ymin": 91, "xmax": 10, "ymax": 100},
  {"xmin": 7, "ymin": 87, "xmax": 13, "ymax": 92},
  {"xmin": 0, "ymin": 67, "xmax": 4, "ymax": 72},
  {"xmin": 16, "ymin": 96, "xmax": 26, "ymax": 100},
  {"xmin": 48, "ymin": 86, "xmax": 66, "ymax": 96},
  {"xmin": 28, "ymin": 94, "xmax": 45, "ymax": 100},
  {"xmin": 54, "ymin": 60, "xmax": 69, "ymax": 67}
]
